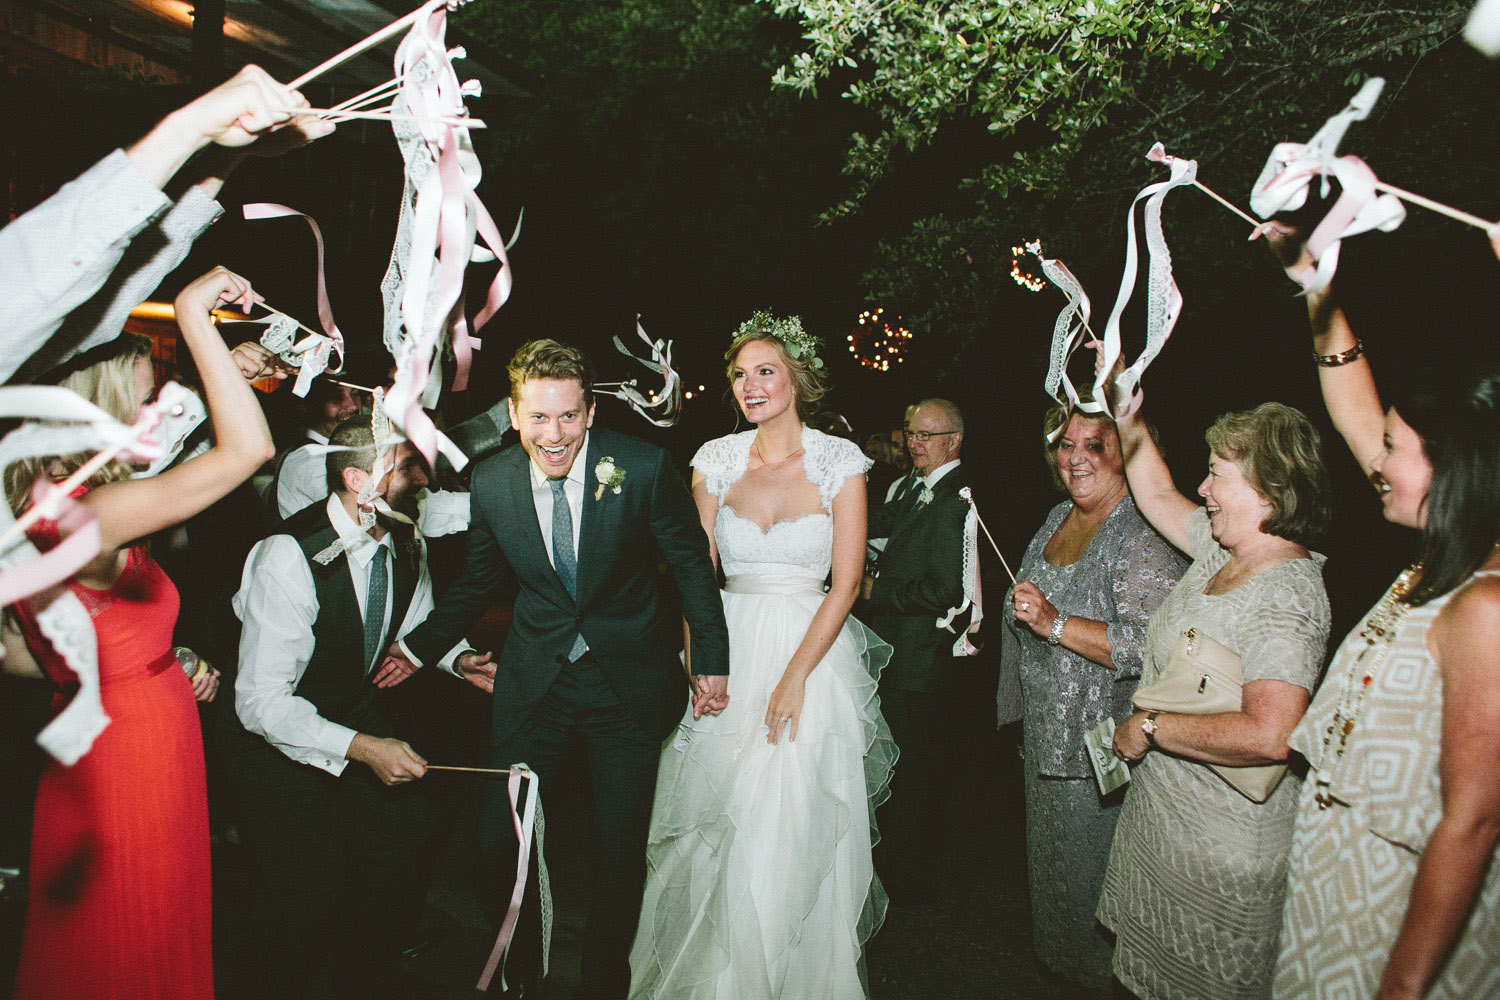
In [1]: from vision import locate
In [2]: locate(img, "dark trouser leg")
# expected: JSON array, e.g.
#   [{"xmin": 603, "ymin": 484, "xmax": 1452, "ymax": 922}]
[
  {"xmin": 225, "ymin": 743, "xmax": 349, "ymax": 1000},
  {"xmin": 477, "ymin": 671, "xmax": 575, "ymax": 992},
  {"xmin": 575, "ymin": 660, "xmax": 660, "ymax": 1000},
  {"xmin": 337, "ymin": 767, "xmax": 436, "ymax": 995},
  {"xmin": 877, "ymin": 687, "xmax": 945, "ymax": 890}
]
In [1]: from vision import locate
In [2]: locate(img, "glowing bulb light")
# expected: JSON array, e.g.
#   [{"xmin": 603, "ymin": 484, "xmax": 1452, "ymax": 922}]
[
  {"xmin": 849, "ymin": 308, "xmax": 912, "ymax": 372},
  {"xmin": 1009, "ymin": 242, "xmax": 1047, "ymax": 292}
]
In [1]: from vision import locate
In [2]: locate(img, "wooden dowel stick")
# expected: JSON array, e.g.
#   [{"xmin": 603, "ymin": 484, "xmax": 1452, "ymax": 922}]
[
  {"xmin": 330, "ymin": 73, "xmax": 408, "ymax": 113},
  {"xmin": 1191, "ymin": 180, "xmax": 1264, "ymax": 231},
  {"xmin": 0, "ymin": 440, "xmax": 136, "ymax": 552},
  {"xmin": 288, "ymin": 5, "xmax": 429, "ymax": 90},
  {"xmin": 1373, "ymin": 181, "xmax": 1499, "ymax": 232},
  {"xmin": 426, "ymin": 765, "xmax": 513, "ymax": 774},
  {"xmin": 971, "ymin": 508, "xmax": 1018, "ymax": 586},
  {"xmin": 327, "ymin": 378, "xmax": 379, "ymax": 394},
  {"xmin": 256, "ymin": 303, "xmax": 325, "ymax": 344},
  {"xmin": 285, "ymin": 107, "xmax": 486, "ymax": 129}
]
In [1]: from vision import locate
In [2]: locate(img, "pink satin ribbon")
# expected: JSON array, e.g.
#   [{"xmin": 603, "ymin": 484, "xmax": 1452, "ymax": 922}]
[
  {"xmin": 241, "ymin": 204, "xmax": 346, "ymax": 372},
  {"xmin": 477, "ymin": 764, "xmax": 541, "ymax": 992}
]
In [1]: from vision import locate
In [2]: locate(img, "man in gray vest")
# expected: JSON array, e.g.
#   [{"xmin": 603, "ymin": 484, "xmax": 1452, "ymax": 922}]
[{"xmin": 230, "ymin": 418, "xmax": 492, "ymax": 999}]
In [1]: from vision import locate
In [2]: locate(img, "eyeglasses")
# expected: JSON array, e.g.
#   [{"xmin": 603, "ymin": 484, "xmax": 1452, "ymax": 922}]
[{"xmin": 902, "ymin": 429, "xmax": 960, "ymax": 443}]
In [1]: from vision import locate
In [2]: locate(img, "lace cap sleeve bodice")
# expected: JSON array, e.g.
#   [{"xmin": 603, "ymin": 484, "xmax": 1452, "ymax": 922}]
[
  {"xmin": 690, "ymin": 431, "xmax": 756, "ymax": 502},
  {"xmin": 803, "ymin": 429, "xmax": 873, "ymax": 511},
  {"xmin": 690, "ymin": 427, "xmax": 871, "ymax": 511}
]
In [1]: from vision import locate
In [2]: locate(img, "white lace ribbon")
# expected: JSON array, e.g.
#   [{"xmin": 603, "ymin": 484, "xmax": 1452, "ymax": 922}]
[
  {"xmin": 600, "ymin": 316, "xmax": 682, "ymax": 427},
  {"xmin": 476, "ymin": 763, "xmax": 551, "ymax": 992},
  {"xmin": 1249, "ymin": 78, "xmax": 1406, "ymax": 293},
  {"xmin": 1092, "ymin": 145, "xmax": 1198, "ymax": 416},
  {"xmin": 937, "ymin": 487, "xmax": 983, "ymax": 656},
  {"xmin": 1032, "ymin": 242, "xmax": 1094, "ymax": 439}
]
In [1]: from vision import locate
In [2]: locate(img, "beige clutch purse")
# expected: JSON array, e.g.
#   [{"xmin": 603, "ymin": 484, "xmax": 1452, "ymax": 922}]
[{"xmin": 1132, "ymin": 628, "xmax": 1288, "ymax": 803}]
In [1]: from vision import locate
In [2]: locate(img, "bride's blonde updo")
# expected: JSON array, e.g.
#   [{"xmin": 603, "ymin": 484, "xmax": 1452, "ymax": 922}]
[{"xmin": 724, "ymin": 311, "xmax": 828, "ymax": 418}]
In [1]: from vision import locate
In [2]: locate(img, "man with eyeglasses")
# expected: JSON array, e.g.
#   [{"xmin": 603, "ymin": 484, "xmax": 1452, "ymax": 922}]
[{"xmin": 861, "ymin": 397, "xmax": 970, "ymax": 901}]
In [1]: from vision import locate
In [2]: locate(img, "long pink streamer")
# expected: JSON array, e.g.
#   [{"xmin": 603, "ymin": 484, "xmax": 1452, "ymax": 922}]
[
  {"xmin": 241, "ymin": 204, "xmax": 346, "ymax": 373},
  {"xmin": 477, "ymin": 765, "xmax": 540, "ymax": 992}
]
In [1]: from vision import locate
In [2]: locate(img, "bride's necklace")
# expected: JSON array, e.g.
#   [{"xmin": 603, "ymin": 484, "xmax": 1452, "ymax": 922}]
[
  {"xmin": 754, "ymin": 437, "xmax": 804, "ymax": 472},
  {"xmin": 1312, "ymin": 561, "xmax": 1422, "ymax": 809}
]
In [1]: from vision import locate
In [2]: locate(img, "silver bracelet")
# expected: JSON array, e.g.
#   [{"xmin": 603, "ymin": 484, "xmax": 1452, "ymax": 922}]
[{"xmin": 1046, "ymin": 612, "xmax": 1069, "ymax": 646}]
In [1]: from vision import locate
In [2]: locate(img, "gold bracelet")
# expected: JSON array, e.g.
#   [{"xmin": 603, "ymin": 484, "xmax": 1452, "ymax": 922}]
[{"xmin": 1314, "ymin": 339, "xmax": 1365, "ymax": 367}]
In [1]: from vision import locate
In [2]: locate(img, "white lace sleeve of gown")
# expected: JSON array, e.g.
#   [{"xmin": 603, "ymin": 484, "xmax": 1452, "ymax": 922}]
[
  {"xmin": 805, "ymin": 431, "xmax": 874, "ymax": 510},
  {"xmin": 690, "ymin": 432, "xmax": 751, "ymax": 501}
]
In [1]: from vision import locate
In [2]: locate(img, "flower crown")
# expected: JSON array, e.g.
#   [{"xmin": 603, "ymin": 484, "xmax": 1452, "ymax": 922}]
[{"xmin": 734, "ymin": 309, "xmax": 824, "ymax": 369}]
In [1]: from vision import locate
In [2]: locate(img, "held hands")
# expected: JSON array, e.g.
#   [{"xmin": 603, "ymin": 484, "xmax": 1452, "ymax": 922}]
[
  {"xmin": 372, "ymin": 644, "xmax": 418, "ymax": 689},
  {"xmin": 190, "ymin": 666, "xmax": 221, "ymax": 703},
  {"xmin": 1256, "ymin": 220, "xmax": 1318, "ymax": 286},
  {"xmin": 764, "ymin": 675, "xmax": 805, "ymax": 745},
  {"xmin": 456, "ymin": 650, "xmax": 497, "ymax": 694},
  {"xmin": 347, "ymin": 733, "xmax": 427, "ymax": 786},
  {"xmin": 229, "ymin": 342, "xmax": 290, "ymax": 383},
  {"xmin": 176, "ymin": 266, "xmax": 260, "ymax": 321},
  {"xmin": 1112, "ymin": 710, "xmax": 1150, "ymax": 762},
  {"xmin": 691, "ymin": 674, "xmax": 729, "ymax": 720},
  {"xmin": 175, "ymin": 64, "xmax": 329, "ymax": 151},
  {"xmin": 1011, "ymin": 581, "xmax": 1060, "ymax": 640}
]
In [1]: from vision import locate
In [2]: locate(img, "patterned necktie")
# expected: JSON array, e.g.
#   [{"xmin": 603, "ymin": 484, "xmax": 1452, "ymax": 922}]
[
  {"xmin": 549, "ymin": 478, "xmax": 588, "ymax": 661},
  {"xmin": 363, "ymin": 548, "xmax": 389, "ymax": 675}
]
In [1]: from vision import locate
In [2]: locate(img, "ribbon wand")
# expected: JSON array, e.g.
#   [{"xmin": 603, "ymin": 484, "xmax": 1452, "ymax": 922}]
[{"xmin": 959, "ymin": 487, "xmax": 1017, "ymax": 586}]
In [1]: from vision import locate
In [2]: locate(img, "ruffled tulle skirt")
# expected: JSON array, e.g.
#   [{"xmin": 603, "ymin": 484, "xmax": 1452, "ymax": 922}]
[{"xmin": 628, "ymin": 585, "xmax": 896, "ymax": 1000}]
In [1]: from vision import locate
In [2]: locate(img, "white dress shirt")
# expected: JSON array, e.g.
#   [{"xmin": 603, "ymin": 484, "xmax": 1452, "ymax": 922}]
[
  {"xmin": 275, "ymin": 431, "xmax": 331, "ymax": 519},
  {"xmin": 925, "ymin": 458, "xmax": 961, "ymax": 490},
  {"xmin": 234, "ymin": 495, "xmax": 471, "ymax": 775}
]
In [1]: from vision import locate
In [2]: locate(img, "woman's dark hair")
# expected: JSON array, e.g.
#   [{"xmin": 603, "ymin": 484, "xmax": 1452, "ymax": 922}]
[{"xmin": 1394, "ymin": 366, "xmax": 1500, "ymax": 605}]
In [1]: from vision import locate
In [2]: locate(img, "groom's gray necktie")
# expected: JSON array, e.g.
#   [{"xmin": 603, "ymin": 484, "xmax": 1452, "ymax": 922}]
[{"xmin": 549, "ymin": 477, "xmax": 588, "ymax": 661}]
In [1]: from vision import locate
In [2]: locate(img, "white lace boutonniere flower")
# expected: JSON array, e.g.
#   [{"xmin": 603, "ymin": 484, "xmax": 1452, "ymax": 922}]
[
  {"xmin": 918, "ymin": 486, "xmax": 935, "ymax": 507},
  {"xmin": 594, "ymin": 457, "xmax": 627, "ymax": 500}
]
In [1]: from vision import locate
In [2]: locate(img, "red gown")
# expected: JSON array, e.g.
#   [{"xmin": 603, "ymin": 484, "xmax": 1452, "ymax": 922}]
[{"xmin": 12, "ymin": 546, "xmax": 213, "ymax": 1000}]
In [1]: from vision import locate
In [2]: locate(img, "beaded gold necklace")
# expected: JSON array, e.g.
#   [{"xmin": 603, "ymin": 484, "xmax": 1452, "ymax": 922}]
[{"xmin": 1312, "ymin": 562, "xmax": 1422, "ymax": 809}]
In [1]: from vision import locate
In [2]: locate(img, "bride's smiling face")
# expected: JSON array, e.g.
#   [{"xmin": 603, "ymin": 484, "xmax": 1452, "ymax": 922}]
[{"xmin": 731, "ymin": 339, "xmax": 796, "ymax": 424}]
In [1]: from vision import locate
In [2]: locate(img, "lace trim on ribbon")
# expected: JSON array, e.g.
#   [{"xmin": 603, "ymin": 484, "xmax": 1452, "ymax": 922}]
[
  {"xmin": 1032, "ymin": 242, "xmax": 1093, "ymax": 440},
  {"xmin": 476, "ymin": 764, "xmax": 551, "ymax": 992},
  {"xmin": 1249, "ymin": 79, "xmax": 1406, "ymax": 294},
  {"xmin": 1092, "ymin": 144, "xmax": 1198, "ymax": 415},
  {"xmin": 937, "ymin": 487, "xmax": 983, "ymax": 656}
]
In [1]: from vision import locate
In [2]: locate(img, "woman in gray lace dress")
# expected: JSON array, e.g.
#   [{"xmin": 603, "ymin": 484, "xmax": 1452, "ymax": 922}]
[
  {"xmin": 1097, "ymin": 398, "xmax": 1332, "ymax": 1000},
  {"xmin": 999, "ymin": 405, "xmax": 1185, "ymax": 996}
]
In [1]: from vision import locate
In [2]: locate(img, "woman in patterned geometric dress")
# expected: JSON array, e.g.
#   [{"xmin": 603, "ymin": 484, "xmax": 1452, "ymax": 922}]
[{"xmin": 1265, "ymin": 224, "xmax": 1500, "ymax": 1000}]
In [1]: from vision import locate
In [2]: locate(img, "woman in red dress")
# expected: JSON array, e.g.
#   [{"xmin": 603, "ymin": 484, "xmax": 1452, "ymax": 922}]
[{"xmin": 4, "ymin": 267, "xmax": 276, "ymax": 1000}]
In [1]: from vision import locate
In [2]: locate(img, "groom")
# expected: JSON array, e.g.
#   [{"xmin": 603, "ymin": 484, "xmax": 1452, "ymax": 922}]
[{"xmin": 382, "ymin": 339, "xmax": 728, "ymax": 999}]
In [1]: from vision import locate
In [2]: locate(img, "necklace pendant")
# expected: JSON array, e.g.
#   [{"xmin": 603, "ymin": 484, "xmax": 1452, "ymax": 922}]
[{"xmin": 1341, "ymin": 718, "xmax": 1355, "ymax": 737}]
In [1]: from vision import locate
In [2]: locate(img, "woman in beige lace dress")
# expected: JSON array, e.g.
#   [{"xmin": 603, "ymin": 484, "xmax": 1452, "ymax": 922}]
[
  {"xmin": 1265, "ymin": 225, "xmax": 1500, "ymax": 1000},
  {"xmin": 1097, "ymin": 398, "xmax": 1332, "ymax": 1000}
]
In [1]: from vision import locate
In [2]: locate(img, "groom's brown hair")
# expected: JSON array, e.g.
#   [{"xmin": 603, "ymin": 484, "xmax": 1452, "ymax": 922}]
[{"xmin": 507, "ymin": 339, "xmax": 595, "ymax": 409}]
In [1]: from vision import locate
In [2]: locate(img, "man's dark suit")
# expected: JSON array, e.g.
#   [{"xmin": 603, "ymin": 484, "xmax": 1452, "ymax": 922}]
[
  {"xmin": 863, "ymin": 463, "xmax": 969, "ymax": 892},
  {"xmin": 401, "ymin": 427, "xmax": 728, "ymax": 998}
]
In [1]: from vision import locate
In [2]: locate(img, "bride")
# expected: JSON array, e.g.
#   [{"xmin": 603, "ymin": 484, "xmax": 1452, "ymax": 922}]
[{"xmin": 627, "ymin": 312, "xmax": 896, "ymax": 999}]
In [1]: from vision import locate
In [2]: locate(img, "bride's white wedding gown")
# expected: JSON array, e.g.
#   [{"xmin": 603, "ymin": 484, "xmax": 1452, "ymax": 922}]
[{"xmin": 628, "ymin": 427, "xmax": 896, "ymax": 1000}]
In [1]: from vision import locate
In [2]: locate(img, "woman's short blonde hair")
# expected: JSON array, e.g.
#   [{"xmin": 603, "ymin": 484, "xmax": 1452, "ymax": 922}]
[
  {"xmin": 724, "ymin": 331, "xmax": 828, "ymax": 419},
  {"xmin": 1205, "ymin": 402, "xmax": 1331, "ymax": 546},
  {"xmin": 5, "ymin": 335, "xmax": 154, "ymax": 515}
]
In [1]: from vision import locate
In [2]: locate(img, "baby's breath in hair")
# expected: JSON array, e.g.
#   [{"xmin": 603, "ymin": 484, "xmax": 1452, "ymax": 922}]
[{"xmin": 734, "ymin": 310, "xmax": 824, "ymax": 369}]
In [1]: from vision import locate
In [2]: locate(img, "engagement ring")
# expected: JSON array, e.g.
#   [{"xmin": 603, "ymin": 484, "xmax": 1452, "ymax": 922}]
[{"xmin": 1019, "ymin": 602, "xmax": 1029, "ymax": 611}]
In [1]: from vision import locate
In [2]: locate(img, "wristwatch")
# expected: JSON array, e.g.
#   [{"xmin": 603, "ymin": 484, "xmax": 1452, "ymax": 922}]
[
  {"xmin": 1046, "ymin": 612, "xmax": 1069, "ymax": 646},
  {"xmin": 1141, "ymin": 711, "xmax": 1161, "ymax": 750}
]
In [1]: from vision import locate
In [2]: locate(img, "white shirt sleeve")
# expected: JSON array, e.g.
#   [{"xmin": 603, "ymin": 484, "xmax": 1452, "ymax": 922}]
[
  {"xmin": 0, "ymin": 150, "xmax": 172, "ymax": 383},
  {"xmin": 415, "ymin": 489, "xmax": 471, "ymax": 537},
  {"xmin": 277, "ymin": 444, "xmax": 330, "ymax": 519},
  {"xmin": 233, "ymin": 535, "xmax": 358, "ymax": 775}
]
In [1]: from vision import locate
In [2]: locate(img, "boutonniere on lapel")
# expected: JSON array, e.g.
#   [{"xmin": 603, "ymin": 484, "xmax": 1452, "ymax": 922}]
[
  {"xmin": 917, "ymin": 486, "xmax": 935, "ymax": 509},
  {"xmin": 594, "ymin": 456, "xmax": 627, "ymax": 500}
]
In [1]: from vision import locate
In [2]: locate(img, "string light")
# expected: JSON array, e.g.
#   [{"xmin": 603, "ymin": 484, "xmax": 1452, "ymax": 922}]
[
  {"xmin": 847, "ymin": 308, "xmax": 913, "ymax": 372},
  {"xmin": 1009, "ymin": 241, "xmax": 1047, "ymax": 292}
]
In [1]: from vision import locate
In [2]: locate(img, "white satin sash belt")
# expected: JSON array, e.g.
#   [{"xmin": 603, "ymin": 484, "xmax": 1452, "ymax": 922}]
[{"xmin": 724, "ymin": 574, "xmax": 826, "ymax": 596}]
